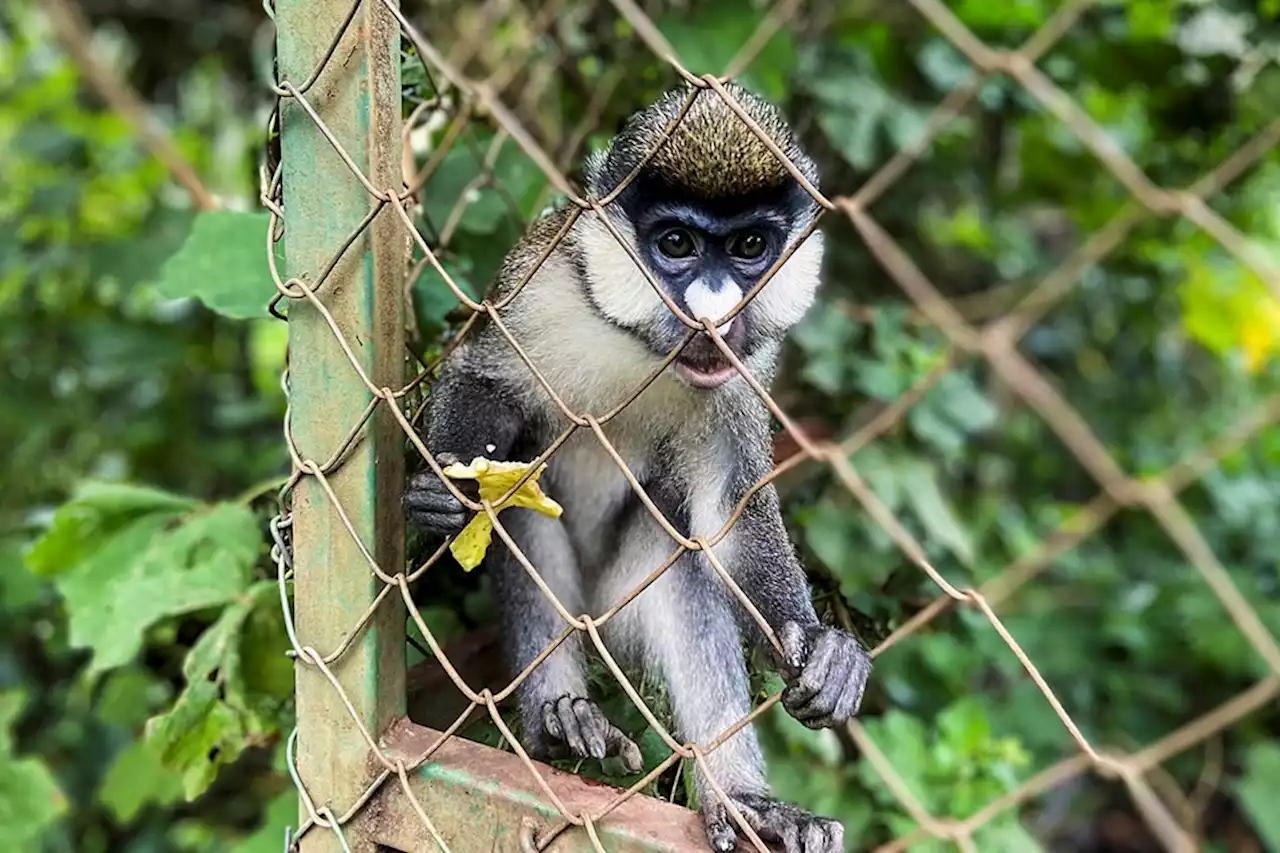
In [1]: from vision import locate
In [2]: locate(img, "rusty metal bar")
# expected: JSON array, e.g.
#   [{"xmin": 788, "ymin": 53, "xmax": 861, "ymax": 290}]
[
  {"xmin": 276, "ymin": 0, "xmax": 406, "ymax": 849},
  {"xmin": 356, "ymin": 719, "xmax": 711, "ymax": 852}
]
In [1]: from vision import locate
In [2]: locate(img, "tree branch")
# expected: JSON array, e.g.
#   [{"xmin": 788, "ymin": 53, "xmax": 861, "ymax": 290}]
[{"xmin": 44, "ymin": 0, "xmax": 218, "ymax": 211}]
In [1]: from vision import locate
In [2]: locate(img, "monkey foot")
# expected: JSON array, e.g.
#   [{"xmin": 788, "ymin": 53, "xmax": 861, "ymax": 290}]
[
  {"xmin": 540, "ymin": 695, "xmax": 643, "ymax": 772},
  {"xmin": 703, "ymin": 792, "xmax": 844, "ymax": 853}
]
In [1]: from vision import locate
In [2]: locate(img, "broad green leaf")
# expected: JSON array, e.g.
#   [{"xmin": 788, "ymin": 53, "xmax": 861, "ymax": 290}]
[
  {"xmin": 898, "ymin": 459, "xmax": 975, "ymax": 567},
  {"xmin": 410, "ymin": 254, "xmax": 476, "ymax": 339},
  {"xmin": 26, "ymin": 481, "xmax": 196, "ymax": 578},
  {"xmin": 57, "ymin": 502, "xmax": 260, "ymax": 675},
  {"xmin": 931, "ymin": 372, "xmax": 998, "ymax": 435},
  {"xmin": 0, "ymin": 691, "xmax": 68, "ymax": 847},
  {"xmin": 89, "ymin": 206, "xmax": 196, "ymax": 287},
  {"xmin": 155, "ymin": 209, "xmax": 277, "ymax": 319},
  {"xmin": 660, "ymin": 0, "xmax": 797, "ymax": 102},
  {"xmin": 937, "ymin": 696, "xmax": 992, "ymax": 756},
  {"xmin": 98, "ymin": 738, "xmax": 185, "ymax": 822},
  {"xmin": 859, "ymin": 710, "xmax": 931, "ymax": 807},
  {"xmin": 145, "ymin": 582, "xmax": 287, "ymax": 800},
  {"xmin": 237, "ymin": 593, "xmax": 295, "ymax": 709},
  {"xmin": 1233, "ymin": 740, "xmax": 1280, "ymax": 850},
  {"xmin": 0, "ymin": 756, "xmax": 66, "ymax": 847},
  {"xmin": 0, "ymin": 537, "xmax": 42, "ymax": 610},
  {"xmin": 145, "ymin": 679, "xmax": 246, "ymax": 800},
  {"xmin": 96, "ymin": 668, "xmax": 171, "ymax": 728},
  {"xmin": 950, "ymin": 0, "xmax": 1049, "ymax": 29},
  {"xmin": 421, "ymin": 141, "xmax": 511, "ymax": 236}
]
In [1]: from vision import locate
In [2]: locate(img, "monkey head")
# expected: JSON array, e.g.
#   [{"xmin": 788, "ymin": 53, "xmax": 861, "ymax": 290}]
[{"xmin": 578, "ymin": 82, "xmax": 825, "ymax": 390}]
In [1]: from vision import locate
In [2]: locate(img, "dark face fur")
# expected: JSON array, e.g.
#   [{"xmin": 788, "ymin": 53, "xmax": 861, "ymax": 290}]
[{"xmin": 578, "ymin": 83, "xmax": 825, "ymax": 390}]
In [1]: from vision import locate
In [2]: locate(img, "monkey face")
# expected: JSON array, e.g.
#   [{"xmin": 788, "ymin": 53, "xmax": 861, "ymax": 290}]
[{"xmin": 575, "ymin": 82, "xmax": 826, "ymax": 390}]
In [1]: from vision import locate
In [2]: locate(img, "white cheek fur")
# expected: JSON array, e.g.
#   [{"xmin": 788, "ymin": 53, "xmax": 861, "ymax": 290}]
[
  {"xmin": 749, "ymin": 229, "xmax": 824, "ymax": 334},
  {"xmin": 577, "ymin": 211, "xmax": 663, "ymax": 328}
]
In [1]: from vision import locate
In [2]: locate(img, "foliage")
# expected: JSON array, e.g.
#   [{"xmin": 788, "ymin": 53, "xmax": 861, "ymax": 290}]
[{"xmin": 4, "ymin": 0, "xmax": 1280, "ymax": 850}]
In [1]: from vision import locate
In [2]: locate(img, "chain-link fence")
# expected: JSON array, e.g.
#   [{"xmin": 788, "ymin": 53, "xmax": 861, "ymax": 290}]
[{"xmin": 263, "ymin": 0, "xmax": 1280, "ymax": 850}]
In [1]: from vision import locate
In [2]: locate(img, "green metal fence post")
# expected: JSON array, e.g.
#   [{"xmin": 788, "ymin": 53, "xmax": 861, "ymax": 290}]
[{"xmin": 275, "ymin": 0, "xmax": 405, "ymax": 849}]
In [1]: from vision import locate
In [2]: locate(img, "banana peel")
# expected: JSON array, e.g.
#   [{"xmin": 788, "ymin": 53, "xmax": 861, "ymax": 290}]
[{"xmin": 442, "ymin": 457, "xmax": 563, "ymax": 571}]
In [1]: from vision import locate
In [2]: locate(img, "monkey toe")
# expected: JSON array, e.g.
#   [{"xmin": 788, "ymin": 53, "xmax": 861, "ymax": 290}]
[
  {"xmin": 704, "ymin": 814, "xmax": 738, "ymax": 853},
  {"xmin": 705, "ymin": 792, "xmax": 844, "ymax": 853},
  {"xmin": 546, "ymin": 696, "xmax": 590, "ymax": 757},
  {"xmin": 540, "ymin": 695, "xmax": 640, "ymax": 770}
]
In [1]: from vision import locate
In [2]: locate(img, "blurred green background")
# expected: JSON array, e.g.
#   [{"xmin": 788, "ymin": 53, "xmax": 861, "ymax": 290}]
[{"xmin": 3, "ymin": 0, "xmax": 1280, "ymax": 850}]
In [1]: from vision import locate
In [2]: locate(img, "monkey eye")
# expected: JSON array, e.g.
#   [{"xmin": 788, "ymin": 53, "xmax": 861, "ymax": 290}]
[
  {"xmin": 727, "ymin": 230, "xmax": 767, "ymax": 261},
  {"xmin": 657, "ymin": 228, "xmax": 696, "ymax": 259}
]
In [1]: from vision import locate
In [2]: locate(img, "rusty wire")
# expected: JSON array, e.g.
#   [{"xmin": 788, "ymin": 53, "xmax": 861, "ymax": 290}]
[{"xmin": 265, "ymin": 0, "xmax": 1280, "ymax": 851}]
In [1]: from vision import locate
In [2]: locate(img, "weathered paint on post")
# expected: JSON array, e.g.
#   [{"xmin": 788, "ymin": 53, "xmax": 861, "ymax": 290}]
[
  {"xmin": 354, "ymin": 720, "xmax": 717, "ymax": 852},
  {"xmin": 275, "ymin": 0, "xmax": 406, "ymax": 849}
]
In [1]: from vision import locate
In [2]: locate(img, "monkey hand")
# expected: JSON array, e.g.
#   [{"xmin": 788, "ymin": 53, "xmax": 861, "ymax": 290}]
[
  {"xmin": 702, "ymin": 791, "xmax": 844, "ymax": 853},
  {"xmin": 539, "ymin": 695, "xmax": 643, "ymax": 772},
  {"xmin": 777, "ymin": 621, "xmax": 870, "ymax": 730},
  {"xmin": 403, "ymin": 453, "xmax": 478, "ymax": 536}
]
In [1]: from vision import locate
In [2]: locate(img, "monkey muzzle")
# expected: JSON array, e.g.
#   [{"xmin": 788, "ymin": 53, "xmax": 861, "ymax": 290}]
[{"xmin": 672, "ymin": 331, "xmax": 740, "ymax": 389}]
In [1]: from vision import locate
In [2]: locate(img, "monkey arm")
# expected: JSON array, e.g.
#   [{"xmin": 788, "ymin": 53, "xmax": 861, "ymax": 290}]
[
  {"xmin": 405, "ymin": 353, "xmax": 529, "ymax": 535},
  {"xmin": 423, "ymin": 356, "xmax": 527, "ymax": 465},
  {"xmin": 728, "ymin": 480, "xmax": 871, "ymax": 730},
  {"xmin": 728, "ymin": 481, "xmax": 822, "ymax": 641}
]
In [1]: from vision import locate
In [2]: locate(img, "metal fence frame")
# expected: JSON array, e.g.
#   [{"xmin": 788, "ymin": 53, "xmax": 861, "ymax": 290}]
[{"xmin": 264, "ymin": 0, "xmax": 1280, "ymax": 851}]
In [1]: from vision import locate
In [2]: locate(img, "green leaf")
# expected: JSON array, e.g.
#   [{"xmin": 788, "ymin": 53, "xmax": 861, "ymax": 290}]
[
  {"xmin": 145, "ymin": 679, "xmax": 246, "ymax": 800},
  {"xmin": 421, "ymin": 142, "xmax": 510, "ymax": 236},
  {"xmin": 898, "ymin": 459, "xmax": 975, "ymax": 567},
  {"xmin": 660, "ymin": 0, "xmax": 797, "ymax": 102},
  {"xmin": 155, "ymin": 210, "xmax": 278, "ymax": 320},
  {"xmin": 973, "ymin": 818, "xmax": 1046, "ymax": 853},
  {"xmin": 937, "ymin": 696, "xmax": 991, "ymax": 757},
  {"xmin": 98, "ymin": 738, "xmax": 185, "ymax": 823},
  {"xmin": 26, "ymin": 481, "xmax": 197, "ymax": 578},
  {"xmin": 410, "ymin": 254, "xmax": 476, "ymax": 339},
  {"xmin": 89, "ymin": 206, "xmax": 196, "ymax": 287},
  {"xmin": 0, "ymin": 691, "xmax": 68, "ymax": 847},
  {"xmin": 0, "ymin": 537, "xmax": 43, "ymax": 610},
  {"xmin": 145, "ymin": 582, "xmax": 288, "ymax": 800},
  {"xmin": 1233, "ymin": 741, "xmax": 1280, "ymax": 850},
  {"xmin": 0, "ymin": 756, "xmax": 67, "ymax": 847},
  {"xmin": 56, "ymin": 502, "xmax": 260, "ymax": 675}
]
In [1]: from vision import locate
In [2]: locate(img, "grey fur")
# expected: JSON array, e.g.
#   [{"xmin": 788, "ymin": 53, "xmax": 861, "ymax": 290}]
[{"xmin": 406, "ymin": 82, "xmax": 870, "ymax": 853}]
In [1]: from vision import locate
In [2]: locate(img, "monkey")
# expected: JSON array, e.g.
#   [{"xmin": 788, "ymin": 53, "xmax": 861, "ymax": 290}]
[{"xmin": 404, "ymin": 81, "xmax": 871, "ymax": 853}]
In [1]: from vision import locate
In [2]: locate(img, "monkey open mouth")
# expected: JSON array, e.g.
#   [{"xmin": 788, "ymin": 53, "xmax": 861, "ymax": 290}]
[{"xmin": 673, "ymin": 352, "xmax": 738, "ymax": 389}]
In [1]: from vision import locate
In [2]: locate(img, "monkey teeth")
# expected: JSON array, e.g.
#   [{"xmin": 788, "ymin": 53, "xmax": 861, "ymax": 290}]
[{"xmin": 674, "ymin": 360, "xmax": 737, "ymax": 389}]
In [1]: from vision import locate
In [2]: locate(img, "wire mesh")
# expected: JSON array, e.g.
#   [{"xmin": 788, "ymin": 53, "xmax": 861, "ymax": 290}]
[{"xmin": 263, "ymin": 0, "xmax": 1280, "ymax": 850}]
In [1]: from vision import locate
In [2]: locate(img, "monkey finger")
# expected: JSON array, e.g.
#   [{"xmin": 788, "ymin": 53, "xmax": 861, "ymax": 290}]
[
  {"xmin": 790, "ymin": 646, "xmax": 855, "ymax": 727},
  {"xmin": 543, "ymin": 703, "xmax": 564, "ymax": 741},
  {"xmin": 829, "ymin": 659, "xmax": 869, "ymax": 725},
  {"xmin": 404, "ymin": 486, "xmax": 466, "ymax": 515},
  {"xmin": 405, "ymin": 510, "xmax": 470, "ymax": 535},
  {"xmin": 778, "ymin": 621, "xmax": 811, "ymax": 675},
  {"xmin": 782, "ymin": 630, "xmax": 840, "ymax": 707}
]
